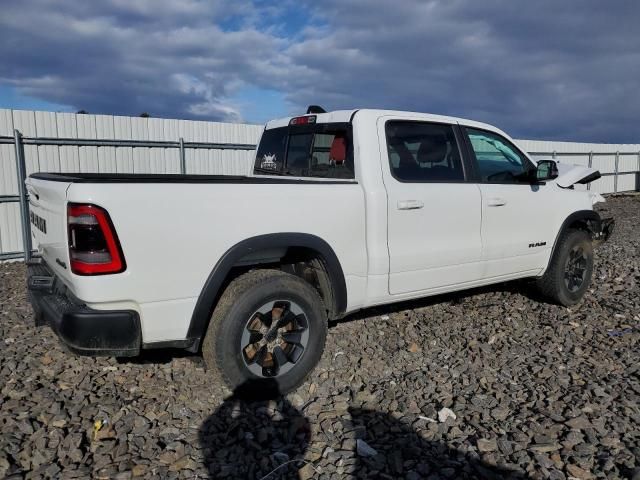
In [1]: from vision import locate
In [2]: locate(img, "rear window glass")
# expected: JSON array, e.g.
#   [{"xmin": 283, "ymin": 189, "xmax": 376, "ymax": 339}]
[
  {"xmin": 254, "ymin": 128, "xmax": 287, "ymax": 173},
  {"xmin": 254, "ymin": 125, "xmax": 354, "ymax": 179}
]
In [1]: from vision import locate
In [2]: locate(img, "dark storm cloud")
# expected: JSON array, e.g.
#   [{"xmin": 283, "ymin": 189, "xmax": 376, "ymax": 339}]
[
  {"xmin": 0, "ymin": 0, "xmax": 295, "ymax": 121},
  {"xmin": 288, "ymin": 0, "xmax": 640, "ymax": 142},
  {"xmin": 0, "ymin": 0, "xmax": 638, "ymax": 142}
]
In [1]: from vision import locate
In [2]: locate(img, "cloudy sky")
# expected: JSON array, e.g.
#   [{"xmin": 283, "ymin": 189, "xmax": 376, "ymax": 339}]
[{"xmin": 1, "ymin": 0, "xmax": 638, "ymax": 142}]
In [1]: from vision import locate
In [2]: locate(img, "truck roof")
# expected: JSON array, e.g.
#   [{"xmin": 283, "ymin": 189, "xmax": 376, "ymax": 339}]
[
  {"xmin": 265, "ymin": 108, "xmax": 500, "ymax": 134},
  {"xmin": 265, "ymin": 110, "xmax": 359, "ymax": 128}
]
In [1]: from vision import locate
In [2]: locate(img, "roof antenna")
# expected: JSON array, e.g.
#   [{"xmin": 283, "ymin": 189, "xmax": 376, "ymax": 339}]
[{"xmin": 306, "ymin": 105, "xmax": 326, "ymax": 114}]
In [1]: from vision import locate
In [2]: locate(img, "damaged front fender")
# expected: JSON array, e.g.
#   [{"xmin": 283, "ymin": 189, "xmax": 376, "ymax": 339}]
[{"xmin": 588, "ymin": 191, "xmax": 606, "ymax": 206}]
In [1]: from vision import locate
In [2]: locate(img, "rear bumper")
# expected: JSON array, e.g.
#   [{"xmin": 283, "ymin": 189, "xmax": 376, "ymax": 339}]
[{"xmin": 27, "ymin": 260, "xmax": 141, "ymax": 356}]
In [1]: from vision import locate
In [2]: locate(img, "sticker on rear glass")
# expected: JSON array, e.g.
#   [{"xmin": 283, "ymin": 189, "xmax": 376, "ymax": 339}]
[{"xmin": 260, "ymin": 153, "xmax": 277, "ymax": 170}]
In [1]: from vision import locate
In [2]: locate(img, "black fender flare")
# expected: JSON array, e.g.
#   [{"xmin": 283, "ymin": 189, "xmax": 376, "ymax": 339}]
[
  {"xmin": 546, "ymin": 210, "xmax": 602, "ymax": 269},
  {"xmin": 186, "ymin": 233, "xmax": 347, "ymax": 349}
]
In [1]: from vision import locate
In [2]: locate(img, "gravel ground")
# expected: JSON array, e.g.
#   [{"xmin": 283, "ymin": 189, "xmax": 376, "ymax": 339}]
[{"xmin": 1, "ymin": 195, "xmax": 639, "ymax": 480}]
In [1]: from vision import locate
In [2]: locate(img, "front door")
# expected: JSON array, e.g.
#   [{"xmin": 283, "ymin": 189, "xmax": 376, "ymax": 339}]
[
  {"xmin": 463, "ymin": 126, "xmax": 552, "ymax": 278},
  {"xmin": 381, "ymin": 118, "xmax": 483, "ymax": 295}
]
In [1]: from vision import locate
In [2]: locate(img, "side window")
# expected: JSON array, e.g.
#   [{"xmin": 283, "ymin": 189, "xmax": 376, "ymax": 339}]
[
  {"xmin": 385, "ymin": 121, "xmax": 465, "ymax": 182},
  {"xmin": 466, "ymin": 128, "xmax": 534, "ymax": 183}
]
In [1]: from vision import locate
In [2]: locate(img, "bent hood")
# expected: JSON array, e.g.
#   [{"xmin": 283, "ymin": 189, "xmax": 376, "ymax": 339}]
[{"xmin": 552, "ymin": 162, "xmax": 602, "ymax": 188}]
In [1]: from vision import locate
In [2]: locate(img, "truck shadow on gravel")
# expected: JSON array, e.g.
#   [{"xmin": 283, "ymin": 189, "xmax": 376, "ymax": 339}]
[
  {"xmin": 199, "ymin": 380, "xmax": 311, "ymax": 479},
  {"xmin": 198, "ymin": 380, "xmax": 524, "ymax": 479}
]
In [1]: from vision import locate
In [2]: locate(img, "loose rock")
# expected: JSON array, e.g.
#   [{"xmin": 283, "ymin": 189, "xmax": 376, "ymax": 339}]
[{"xmin": 0, "ymin": 197, "xmax": 638, "ymax": 479}]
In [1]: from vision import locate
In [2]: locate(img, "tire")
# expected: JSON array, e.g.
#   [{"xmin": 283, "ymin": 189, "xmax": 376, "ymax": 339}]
[
  {"xmin": 536, "ymin": 229, "xmax": 594, "ymax": 306},
  {"xmin": 202, "ymin": 269, "xmax": 328, "ymax": 397}
]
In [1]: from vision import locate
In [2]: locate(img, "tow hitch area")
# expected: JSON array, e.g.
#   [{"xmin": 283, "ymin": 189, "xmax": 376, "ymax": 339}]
[
  {"xmin": 27, "ymin": 262, "xmax": 142, "ymax": 356},
  {"xmin": 28, "ymin": 275, "xmax": 55, "ymax": 293}
]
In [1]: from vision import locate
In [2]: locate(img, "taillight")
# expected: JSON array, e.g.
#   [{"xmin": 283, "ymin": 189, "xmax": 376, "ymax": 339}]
[{"xmin": 67, "ymin": 204, "xmax": 126, "ymax": 275}]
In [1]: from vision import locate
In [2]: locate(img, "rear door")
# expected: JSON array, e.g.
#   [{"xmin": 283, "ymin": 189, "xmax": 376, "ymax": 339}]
[
  {"xmin": 25, "ymin": 176, "xmax": 71, "ymax": 281},
  {"xmin": 462, "ymin": 126, "xmax": 551, "ymax": 278},
  {"xmin": 380, "ymin": 118, "xmax": 483, "ymax": 295}
]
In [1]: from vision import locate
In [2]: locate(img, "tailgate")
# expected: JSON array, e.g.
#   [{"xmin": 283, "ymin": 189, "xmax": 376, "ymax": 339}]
[{"xmin": 26, "ymin": 176, "xmax": 72, "ymax": 282}]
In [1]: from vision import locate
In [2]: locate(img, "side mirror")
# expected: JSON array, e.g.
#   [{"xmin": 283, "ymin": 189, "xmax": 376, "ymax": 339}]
[{"xmin": 536, "ymin": 160, "xmax": 559, "ymax": 181}]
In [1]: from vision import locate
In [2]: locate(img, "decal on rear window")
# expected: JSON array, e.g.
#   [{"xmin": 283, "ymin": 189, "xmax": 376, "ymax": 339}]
[{"xmin": 260, "ymin": 153, "xmax": 278, "ymax": 170}]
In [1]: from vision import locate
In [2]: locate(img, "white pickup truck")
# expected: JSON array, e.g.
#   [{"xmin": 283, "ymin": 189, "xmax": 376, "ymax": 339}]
[{"xmin": 26, "ymin": 108, "xmax": 613, "ymax": 394}]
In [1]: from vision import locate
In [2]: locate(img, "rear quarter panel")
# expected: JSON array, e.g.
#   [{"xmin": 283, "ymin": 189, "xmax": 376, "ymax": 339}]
[{"xmin": 66, "ymin": 181, "xmax": 367, "ymax": 342}]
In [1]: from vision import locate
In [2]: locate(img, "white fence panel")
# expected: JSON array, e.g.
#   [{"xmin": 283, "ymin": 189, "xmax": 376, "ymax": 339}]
[
  {"xmin": 77, "ymin": 113, "xmax": 99, "ymax": 173},
  {"xmin": 617, "ymin": 174, "xmax": 636, "ymax": 192},
  {"xmin": 12, "ymin": 110, "xmax": 39, "ymax": 176},
  {"xmin": 0, "ymin": 110, "xmax": 16, "ymax": 197},
  {"xmin": 0, "ymin": 143, "xmax": 16, "ymax": 196},
  {"xmin": 35, "ymin": 111, "xmax": 60, "ymax": 174},
  {"xmin": 113, "ymin": 115, "xmax": 134, "ymax": 173},
  {"xmin": 620, "ymin": 154, "xmax": 640, "ymax": 173},
  {"xmin": 0, "ymin": 203, "xmax": 23, "ymax": 254},
  {"xmin": 57, "ymin": 112, "xmax": 80, "ymax": 172},
  {"xmin": 516, "ymin": 138, "xmax": 640, "ymax": 194},
  {"xmin": 95, "ymin": 115, "xmax": 117, "ymax": 173}
]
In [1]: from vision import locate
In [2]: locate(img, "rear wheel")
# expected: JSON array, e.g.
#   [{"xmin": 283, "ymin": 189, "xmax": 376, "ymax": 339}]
[
  {"xmin": 202, "ymin": 269, "xmax": 327, "ymax": 396},
  {"xmin": 536, "ymin": 229, "xmax": 594, "ymax": 306}
]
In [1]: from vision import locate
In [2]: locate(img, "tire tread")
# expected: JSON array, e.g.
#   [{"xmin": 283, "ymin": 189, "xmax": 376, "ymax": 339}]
[
  {"xmin": 201, "ymin": 269, "xmax": 326, "ymax": 393},
  {"xmin": 536, "ymin": 229, "xmax": 592, "ymax": 306}
]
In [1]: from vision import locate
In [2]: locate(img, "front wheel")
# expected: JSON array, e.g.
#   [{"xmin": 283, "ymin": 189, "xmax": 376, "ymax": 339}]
[
  {"xmin": 536, "ymin": 229, "xmax": 594, "ymax": 306},
  {"xmin": 202, "ymin": 269, "xmax": 328, "ymax": 397}
]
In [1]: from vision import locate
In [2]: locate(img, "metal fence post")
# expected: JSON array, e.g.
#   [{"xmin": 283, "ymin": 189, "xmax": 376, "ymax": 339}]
[
  {"xmin": 614, "ymin": 151, "xmax": 619, "ymax": 193},
  {"xmin": 13, "ymin": 129, "xmax": 32, "ymax": 262},
  {"xmin": 587, "ymin": 151, "xmax": 593, "ymax": 190},
  {"xmin": 179, "ymin": 137, "xmax": 186, "ymax": 174}
]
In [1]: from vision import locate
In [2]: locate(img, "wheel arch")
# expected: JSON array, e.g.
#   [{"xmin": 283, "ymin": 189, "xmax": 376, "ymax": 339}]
[
  {"xmin": 546, "ymin": 210, "xmax": 601, "ymax": 271},
  {"xmin": 186, "ymin": 233, "xmax": 347, "ymax": 350}
]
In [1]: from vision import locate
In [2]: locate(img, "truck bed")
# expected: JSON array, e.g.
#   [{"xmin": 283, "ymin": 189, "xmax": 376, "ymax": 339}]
[{"xmin": 26, "ymin": 171, "xmax": 367, "ymax": 343}]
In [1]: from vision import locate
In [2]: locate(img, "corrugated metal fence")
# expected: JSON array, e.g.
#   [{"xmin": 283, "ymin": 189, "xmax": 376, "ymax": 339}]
[
  {"xmin": 1, "ymin": 108, "xmax": 639, "ymax": 260},
  {"xmin": 0, "ymin": 109, "xmax": 263, "ymax": 260},
  {"xmin": 518, "ymin": 139, "xmax": 640, "ymax": 195}
]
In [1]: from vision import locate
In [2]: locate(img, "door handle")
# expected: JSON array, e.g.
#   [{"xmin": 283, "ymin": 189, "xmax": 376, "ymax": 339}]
[
  {"xmin": 397, "ymin": 200, "xmax": 424, "ymax": 210},
  {"xmin": 487, "ymin": 197, "xmax": 507, "ymax": 207}
]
